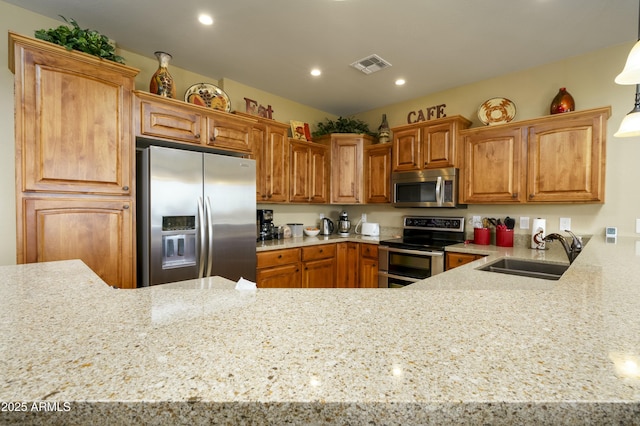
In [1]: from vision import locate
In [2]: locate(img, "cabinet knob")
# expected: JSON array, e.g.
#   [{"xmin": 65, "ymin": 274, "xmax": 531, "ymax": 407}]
[
  {"xmin": 195, "ymin": 134, "xmax": 201, "ymax": 139},
  {"xmin": 529, "ymin": 194, "xmax": 534, "ymax": 199},
  {"xmin": 210, "ymin": 135, "xmax": 216, "ymax": 142},
  {"xmin": 278, "ymin": 254, "xmax": 282, "ymax": 259},
  {"xmin": 123, "ymin": 205, "xmax": 129, "ymax": 210},
  {"xmin": 122, "ymin": 186, "xmax": 129, "ymax": 191}
]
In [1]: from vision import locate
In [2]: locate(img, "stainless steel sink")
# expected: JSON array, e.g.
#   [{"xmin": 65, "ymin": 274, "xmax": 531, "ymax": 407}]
[{"xmin": 477, "ymin": 258, "xmax": 569, "ymax": 281}]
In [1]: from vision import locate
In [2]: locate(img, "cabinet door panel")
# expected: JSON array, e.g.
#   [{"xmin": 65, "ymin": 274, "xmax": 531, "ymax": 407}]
[
  {"xmin": 206, "ymin": 116, "xmax": 252, "ymax": 152},
  {"xmin": 332, "ymin": 139, "xmax": 362, "ymax": 203},
  {"xmin": 461, "ymin": 127, "xmax": 525, "ymax": 203},
  {"xmin": 257, "ymin": 263, "xmax": 301, "ymax": 288},
  {"xmin": 336, "ymin": 242, "xmax": 358, "ymax": 288},
  {"xmin": 264, "ymin": 129, "xmax": 289, "ymax": 202},
  {"xmin": 309, "ymin": 144, "xmax": 329, "ymax": 203},
  {"xmin": 422, "ymin": 123, "xmax": 453, "ymax": 168},
  {"xmin": 359, "ymin": 257, "xmax": 379, "ymax": 288},
  {"xmin": 392, "ymin": 128, "xmax": 420, "ymax": 172},
  {"xmin": 289, "ymin": 142, "xmax": 310, "ymax": 202},
  {"xmin": 20, "ymin": 49, "xmax": 132, "ymax": 195},
  {"xmin": 23, "ymin": 198, "xmax": 133, "ymax": 288},
  {"xmin": 139, "ymin": 100, "xmax": 202, "ymax": 143},
  {"xmin": 527, "ymin": 112, "xmax": 605, "ymax": 202},
  {"xmin": 302, "ymin": 258, "xmax": 335, "ymax": 288},
  {"xmin": 365, "ymin": 145, "xmax": 391, "ymax": 203}
]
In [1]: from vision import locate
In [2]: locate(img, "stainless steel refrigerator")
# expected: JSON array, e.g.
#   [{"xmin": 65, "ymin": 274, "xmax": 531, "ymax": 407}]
[{"xmin": 137, "ymin": 145, "xmax": 256, "ymax": 286}]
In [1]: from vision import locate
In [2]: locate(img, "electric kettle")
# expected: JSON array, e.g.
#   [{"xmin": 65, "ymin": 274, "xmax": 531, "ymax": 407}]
[{"xmin": 320, "ymin": 217, "xmax": 334, "ymax": 235}]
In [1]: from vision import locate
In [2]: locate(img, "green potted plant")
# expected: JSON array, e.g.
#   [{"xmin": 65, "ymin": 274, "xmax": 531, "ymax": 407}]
[
  {"xmin": 312, "ymin": 116, "xmax": 375, "ymax": 138},
  {"xmin": 35, "ymin": 16, "xmax": 125, "ymax": 64}
]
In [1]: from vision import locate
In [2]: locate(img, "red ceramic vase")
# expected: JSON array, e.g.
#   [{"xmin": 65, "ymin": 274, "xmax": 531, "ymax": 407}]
[{"xmin": 550, "ymin": 87, "xmax": 575, "ymax": 114}]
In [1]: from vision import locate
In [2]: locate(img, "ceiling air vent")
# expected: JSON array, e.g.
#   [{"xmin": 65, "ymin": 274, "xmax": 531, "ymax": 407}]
[{"xmin": 350, "ymin": 54, "xmax": 392, "ymax": 75}]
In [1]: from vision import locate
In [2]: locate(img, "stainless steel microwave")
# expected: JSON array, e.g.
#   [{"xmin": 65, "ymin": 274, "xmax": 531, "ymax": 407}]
[{"xmin": 392, "ymin": 167, "xmax": 465, "ymax": 208}]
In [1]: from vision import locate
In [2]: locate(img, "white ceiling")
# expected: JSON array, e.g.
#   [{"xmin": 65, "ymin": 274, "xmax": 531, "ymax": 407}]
[{"xmin": 6, "ymin": 0, "xmax": 639, "ymax": 116}]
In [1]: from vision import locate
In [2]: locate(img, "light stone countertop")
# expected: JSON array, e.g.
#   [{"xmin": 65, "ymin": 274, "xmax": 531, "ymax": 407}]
[
  {"xmin": 256, "ymin": 233, "xmax": 390, "ymax": 251},
  {"xmin": 1, "ymin": 236, "xmax": 640, "ymax": 425}
]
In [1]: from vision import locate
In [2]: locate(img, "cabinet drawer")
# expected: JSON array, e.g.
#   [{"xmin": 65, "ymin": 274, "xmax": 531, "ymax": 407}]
[
  {"xmin": 446, "ymin": 252, "xmax": 485, "ymax": 270},
  {"xmin": 360, "ymin": 243, "xmax": 378, "ymax": 259},
  {"xmin": 139, "ymin": 100, "xmax": 203, "ymax": 144},
  {"xmin": 257, "ymin": 248, "xmax": 300, "ymax": 268},
  {"xmin": 302, "ymin": 244, "xmax": 336, "ymax": 261}
]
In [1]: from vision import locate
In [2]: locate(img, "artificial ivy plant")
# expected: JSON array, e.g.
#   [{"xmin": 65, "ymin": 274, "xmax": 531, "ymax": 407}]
[
  {"xmin": 312, "ymin": 116, "xmax": 375, "ymax": 138},
  {"xmin": 35, "ymin": 16, "xmax": 125, "ymax": 64}
]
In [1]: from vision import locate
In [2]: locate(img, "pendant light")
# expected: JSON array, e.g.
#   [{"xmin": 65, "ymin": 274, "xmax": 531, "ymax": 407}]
[{"xmin": 615, "ymin": 0, "xmax": 640, "ymax": 137}]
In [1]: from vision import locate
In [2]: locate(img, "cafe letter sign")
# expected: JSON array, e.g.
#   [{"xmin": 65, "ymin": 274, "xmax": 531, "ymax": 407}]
[{"xmin": 407, "ymin": 103, "xmax": 446, "ymax": 124}]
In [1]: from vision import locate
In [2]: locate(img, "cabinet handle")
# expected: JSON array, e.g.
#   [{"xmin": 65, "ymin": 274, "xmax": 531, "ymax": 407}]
[
  {"xmin": 123, "ymin": 205, "xmax": 129, "ymax": 209},
  {"xmin": 278, "ymin": 254, "xmax": 282, "ymax": 259},
  {"xmin": 210, "ymin": 135, "xmax": 216, "ymax": 142},
  {"xmin": 122, "ymin": 186, "xmax": 129, "ymax": 191},
  {"xmin": 319, "ymin": 249, "xmax": 323, "ymax": 253},
  {"xmin": 529, "ymin": 194, "xmax": 534, "ymax": 199},
  {"xmin": 194, "ymin": 134, "xmax": 201, "ymax": 139},
  {"xmin": 513, "ymin": 193, "xmax": 518, "ymax": 198}
]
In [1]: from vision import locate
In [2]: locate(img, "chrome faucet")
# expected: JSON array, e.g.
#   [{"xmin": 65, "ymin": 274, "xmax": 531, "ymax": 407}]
[{"xmin": 544, "ymin": 230, "xmax": 583, "ymax": 264}]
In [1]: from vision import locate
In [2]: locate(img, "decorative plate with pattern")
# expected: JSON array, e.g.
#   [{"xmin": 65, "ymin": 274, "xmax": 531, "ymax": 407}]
[
  {"xmin": 184, "ymin": 83, "xmax": 231, "ymax": 112},
  {"xmin": 477, "ymin": 97, "xmax": 516, "ymax": 125}
]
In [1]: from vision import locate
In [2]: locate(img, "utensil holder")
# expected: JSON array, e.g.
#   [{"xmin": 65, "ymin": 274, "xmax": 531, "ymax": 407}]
[
  {"xmin": 474, "ymin": 228, "xmax": 490, "ymax": 245},
  {"xmin": 496, "ymin": 228, "xmax": 514, "ymax": 247}
]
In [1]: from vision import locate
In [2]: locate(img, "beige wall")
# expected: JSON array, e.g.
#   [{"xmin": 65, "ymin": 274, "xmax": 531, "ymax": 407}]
[{"xmin": 1, "ymin": 1, "xmax": 638, "ymax": 265}]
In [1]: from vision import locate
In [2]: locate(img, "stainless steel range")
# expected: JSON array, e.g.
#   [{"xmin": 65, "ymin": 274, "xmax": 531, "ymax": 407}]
[{"xmin": 378, "ymin": 216, "xmax": 465, "ymax": 288}]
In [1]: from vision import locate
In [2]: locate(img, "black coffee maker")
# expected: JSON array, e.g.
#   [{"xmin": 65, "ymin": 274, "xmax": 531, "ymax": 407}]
[{"xmin": 257, "ymin": 209, "xmax": 275, "ymax": 241}]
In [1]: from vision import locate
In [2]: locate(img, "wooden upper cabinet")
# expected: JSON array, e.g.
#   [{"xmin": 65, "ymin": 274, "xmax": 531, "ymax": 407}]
[
  {"xmin": 392, "ymin": 116, "xmax": 471, "ymax": 172},
  {"xmin": 134, "ymin": 91, "xmax": 255, "ymax": 155},
  {"xmin": 289, "ymin": 140, "xmax": 329, "ymax": 203},
  {"xmin": 460, "ymin": 126, "xmax": 526, "ymax": 203},
  {"xmin": 10, "ymin": 32, "xmax": 138, "ymax": 195},
  {"xmin": 315, "ymin": 133, "xmax": 375, "ymax": 204},
  {"xmin": 527, "ymin": 108, "xmax": 609, "ymax": 203},
  {"xmin": 460, "ymin": 107, "xmax": 610, "ymax": 204},
  {"xmin": 365, "ymin": 144, "xmax": 392, "ymax": 203}
]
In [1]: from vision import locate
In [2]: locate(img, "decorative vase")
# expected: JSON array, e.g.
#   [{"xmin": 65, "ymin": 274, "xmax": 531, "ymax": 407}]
[
  {"xmin": 377, "ymin": 113, "xmax": 390, "ymax": 144},
  {"xmin": 150, "ymin": 51, "xmax": 176, "ymax": 98},
  {"xmin": 550, "ymin": 87, "xmax": 575, "ymax": 114}
]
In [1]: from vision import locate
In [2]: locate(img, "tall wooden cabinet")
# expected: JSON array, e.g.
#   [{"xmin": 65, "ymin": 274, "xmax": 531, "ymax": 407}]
[
  {"xmin": 460, "ymin": 107, "xmax": 610, "ymax": 204},
  {"xmin": 9, "ymin": 32, "xmax": 139, "ymax": 288},
  {"xmin": 314, "ymin": 133, "xmax": 377, "ymax": 204},
  {"xmin": 364, "ymin": 144, "xmax": 392, "ymax": 203}
]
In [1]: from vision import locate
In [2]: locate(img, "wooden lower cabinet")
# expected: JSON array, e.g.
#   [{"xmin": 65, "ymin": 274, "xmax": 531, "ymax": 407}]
[
  {"xmin": 256, "ymin": 248, "xmax": 301, "ymax": 288},
  {"xmin": 256, "ymin": 263, "xmax": 301, "ymax": 288},
  {"xmin": 21, "ymin": 197, "xmax": 134, "ymax": 288},
  {"xmin": 257, "ymin": 242, "xmax": 378, "ymax": 288},
  {"xmin": 359, "ymin": 243, "xmax": 379, "ymax": 288},
  {"xmin": 301, "ymin": 245, "xmax": 336, "ymax": 288},
  {"xmin": 336, "ymin": 242, "xmax": 359, "ymax": 288},
  {"xmin": 446, "ymin": 252, "xmax": 486, "ymax": 270}
]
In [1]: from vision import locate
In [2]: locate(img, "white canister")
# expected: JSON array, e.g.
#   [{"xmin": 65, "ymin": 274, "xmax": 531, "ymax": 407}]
[
  {"xmin": 531, "ymin": 218, "xmax": 546, "ymax": 249},
  {"xmin": 287, "ymin": 223, "xmax": 303, "ymax": 237}
]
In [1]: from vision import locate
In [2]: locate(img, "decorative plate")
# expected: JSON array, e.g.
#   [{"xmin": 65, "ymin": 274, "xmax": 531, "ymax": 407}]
[
  {"xmin": 184, "ymin": 83, "xmax": 231, "ymax": 112},
  {"xmin": 477, "ymin": 97, "xmax": 516, "ymax": 125}
]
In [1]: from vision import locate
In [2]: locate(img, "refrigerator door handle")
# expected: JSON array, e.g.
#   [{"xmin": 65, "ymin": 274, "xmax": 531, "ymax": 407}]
[
  {"xmin": 197, "ymin": 197, "xmax": 206, "ymax": 278},
  {"xmin": 205, "ymin": 196, "xmax": 214, "ymax": 277}
]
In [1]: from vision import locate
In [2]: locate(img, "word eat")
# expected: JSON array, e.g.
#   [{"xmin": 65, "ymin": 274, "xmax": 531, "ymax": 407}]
[
  {"xmin": 244, "ymin": 97, "xmax": 274, "ymax": 119},
  {"xmin": 407, "ymin": 103, "xmax": 446, "ymax": 124}
]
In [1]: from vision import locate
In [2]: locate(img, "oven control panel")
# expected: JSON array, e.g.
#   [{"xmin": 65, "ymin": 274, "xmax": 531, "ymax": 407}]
[{"xmin": 403, "ymin": 216, "xmax": 465, "ymax": 232}]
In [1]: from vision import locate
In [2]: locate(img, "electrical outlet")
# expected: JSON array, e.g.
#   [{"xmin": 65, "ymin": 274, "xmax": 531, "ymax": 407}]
[
  {"xmin": 472, "ymin": 215, "xmax": 482, "ymax": 228},
  {"xmin": 361, "ymin": 213, "xmax": 367, "ymax": 223},
  {"xmin": 519, "ymin": 217, "xmax": 530, "ymax": 230},
  {"xmin": 636, "ymin": 218, "xmax": 640, "ymax": 234},
  {"xmin": 560, "ymin": 217, "xmax": 571, "ymax": 231}
]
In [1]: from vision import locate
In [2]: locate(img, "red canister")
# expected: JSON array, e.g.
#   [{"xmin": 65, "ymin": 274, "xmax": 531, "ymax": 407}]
[
  {"xmin": 474, "ymin": 227, "xmax": 490, "ymax": 245},
  {"xmin": 496, "ymin": 228, "xmax": 514, "ymax": 247}
]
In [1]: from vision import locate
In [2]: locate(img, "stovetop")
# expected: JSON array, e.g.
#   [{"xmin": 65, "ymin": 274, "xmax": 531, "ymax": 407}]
[{"xmin": 379, "ymin": 216, "xmax": 466, "ymax": 250}]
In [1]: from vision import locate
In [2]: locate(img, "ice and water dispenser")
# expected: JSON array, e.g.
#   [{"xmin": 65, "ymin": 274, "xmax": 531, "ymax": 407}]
[{"xmin": 161, "ymin": 216, "xmax": 197, "ymax": 269}]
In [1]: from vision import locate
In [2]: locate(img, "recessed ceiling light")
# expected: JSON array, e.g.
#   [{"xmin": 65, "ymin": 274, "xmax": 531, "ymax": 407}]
[
  {"xmin": 395, "ymin": 79, "xmax": 406, "ymax": 86},
  {"xmin": 310, "ymin": 68, "xmax": 322, "ymax": 77},
  {"xmin": 198, "ymin": 14, "xmax": 213, "ymax": 25}
]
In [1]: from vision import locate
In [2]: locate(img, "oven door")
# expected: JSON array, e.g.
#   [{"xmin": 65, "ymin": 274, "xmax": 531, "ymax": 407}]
[{"xmin": 378, "ymin": 246, "xmax": 444, "ymax": 288}]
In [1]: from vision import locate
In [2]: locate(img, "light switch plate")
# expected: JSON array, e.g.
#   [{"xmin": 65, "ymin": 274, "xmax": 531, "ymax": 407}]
[
  {"xmin": 560, "ymin": 217, "xmax": 571, "ymax": 231},
  {"xmin": 519, "ymin": 217, "xmax": 530, "ymax": 229}
]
